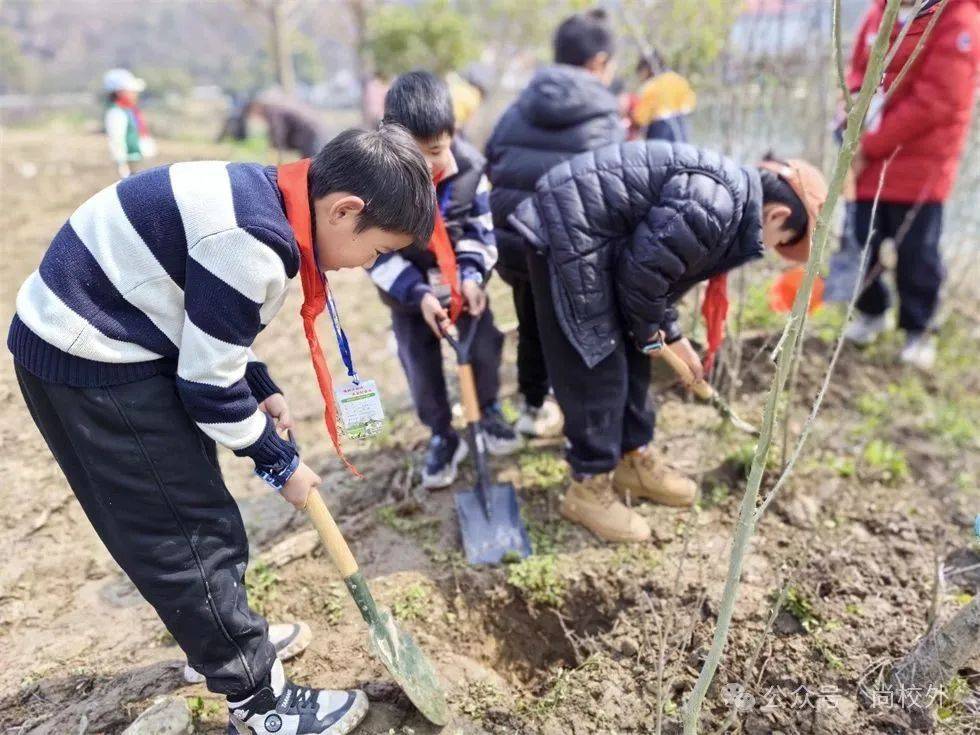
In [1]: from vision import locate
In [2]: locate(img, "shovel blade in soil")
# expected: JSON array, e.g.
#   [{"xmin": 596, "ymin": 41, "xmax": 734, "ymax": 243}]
[
  {"xmin": 367, "ymin": 607, "xmax": 450, "ymax": 726},
  {"xmin": 456, "ymin": 482, "xmax": 532, "ymax": 565}
]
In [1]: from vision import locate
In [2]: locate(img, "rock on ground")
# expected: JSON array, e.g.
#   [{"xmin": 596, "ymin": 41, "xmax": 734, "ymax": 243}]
[{"xmin": 121, "ymin": 696, "xmax": 192, "ymax": 735}]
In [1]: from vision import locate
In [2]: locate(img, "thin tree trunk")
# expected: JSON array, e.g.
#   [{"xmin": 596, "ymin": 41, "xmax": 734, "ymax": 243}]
[
  {"xmin": 271, "ymin": 0, "xmax": 296, "ymax": 93},
  {"xmin": 679, "ymin": 2, "xmax": 904, "ymax": 732},
  {"xmin": 890, "ymin": 596, "xmax": 980, "ymax": 730}
]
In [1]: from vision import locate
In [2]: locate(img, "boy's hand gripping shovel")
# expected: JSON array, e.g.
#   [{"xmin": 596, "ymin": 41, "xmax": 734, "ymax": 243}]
[
  {"xmin": 652, "ymin": 345, "xmax": 760, "ymax": 436},
  {"xmin": 442, "ymin": 317, "xmax": 533, "ymax": 565},
  {"xmin": 290, "ymin": 432, "xmax": 449, "ymax": 726}
]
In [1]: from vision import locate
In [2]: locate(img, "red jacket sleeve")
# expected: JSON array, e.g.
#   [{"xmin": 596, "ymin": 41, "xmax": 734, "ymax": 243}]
[{"xmin": 862, "ymin": 10, "xmax": 980, "ymax": 159}]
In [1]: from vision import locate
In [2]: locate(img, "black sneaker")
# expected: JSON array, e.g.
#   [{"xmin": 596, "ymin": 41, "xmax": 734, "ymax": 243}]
[
  {"xmin": 480, "ymin": 405, "xmax": 522, "ymax": 456},
  {"xmin": 421, "ymin": 432, "xmax": 468, "ymax": 489},
  {"xmin": 227, "ymin": 660, "xmax": 368, "ymax": 735}
]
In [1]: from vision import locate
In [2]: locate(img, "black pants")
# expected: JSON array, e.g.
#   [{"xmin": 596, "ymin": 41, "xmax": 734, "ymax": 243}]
[
  {"xmin": 390, "ymin": 306, "xmax": 503, "ymax": 437},
  {"xmin": 527, "ymin": 250, "xmax": 655, "ymax": 475},
  {"xmin": 499, "ymin": 268, "xmax": 550, "ymax": 408},
  {"xmin": 852, "ymin": 200, "xmax": 944, "ymax": 333},
  {"xmin": 15, "ymin": 365, "xmax": 274, "ymax": 697}
]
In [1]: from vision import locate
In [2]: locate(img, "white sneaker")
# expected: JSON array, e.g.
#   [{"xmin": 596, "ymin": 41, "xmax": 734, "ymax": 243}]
[
  {"xmin": 899, "ymin": 333, "xmax": 936, "ymax": 370},
  {"xmin": 514, "ymin": 398, "xmax": 564, "ymax": 438},
  {"xmin": 228, "ymin": 659, "xmax": 368, "ymax": 735},
  {"xmin": 843, "ymin": 312, "xmax": 887, "ymax": 346},
  {"xmin": 184, "ymin": 622, "xmax": 312, "ymax": 684}
]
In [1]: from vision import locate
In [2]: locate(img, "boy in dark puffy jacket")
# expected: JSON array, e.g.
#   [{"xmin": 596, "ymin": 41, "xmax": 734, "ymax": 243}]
[
  {"xmin": 368, "ymin": 71, "xmax": 520, "ymax": 490},
  {"xmin": 486, "ymin": 8, "xmax": 623, "ymax": 438},
  {"xmin": 510, "ymin": 141, "xmax": 827, "ymax": 543}
]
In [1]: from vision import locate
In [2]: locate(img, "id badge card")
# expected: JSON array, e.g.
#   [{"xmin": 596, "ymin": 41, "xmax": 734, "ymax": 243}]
[
  {"xmin": 427, "ymin": 267, "xmax": 453, "ymax": 305},
  {"xmin": 334, "ymin": 379, "xmax": 385, "ymax": 439}
]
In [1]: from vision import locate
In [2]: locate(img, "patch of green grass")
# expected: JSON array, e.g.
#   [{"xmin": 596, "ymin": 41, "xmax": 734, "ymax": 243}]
[
  {"xmin": 845, "ymin": 602, "xmax": 863, "ymax": 617},
  {"xmin": 521, "ymin": 656, "xmax": 600, "ymax": 718},
  {"xmin": 245, "ymin": 561, "xmax": 278, "ymax": 616},
  {"xmin": 831, "ymin": 456, "xmax": 857, "ymax": 478},
  {"xmin": 739, "ymin": 282, "xmax": 785, "ymax": 332},
  {"xmin": 391, "ymin": 582, "xmax": 431, "ymax": 622},
  {"xmin": 186, "ymin": 696, "xmax": 223, "ymax": 726},
  {"xmin": 613, "ymin": 544, "xmax": 660, "ymax": 573},
  {"xmin": 862, "ymin": 439, "xmax": 909, "ymax": 484},
  {"xmin": 499, "ymin": 398, "xmax": 520, "ymax": 424},
  {"xmin": 519, "ymin": 450, "xmax": 569, "ymax": 491},
  {"xmin": 937, "ymin": 675, "xmax": 970, "ymax": 721},
  {"xmin": 813, "ymin": 633, "xmax": 845, "ymax": 671},
  {"xmin": 782, "ymin": 586, "xmax": 821, "ymax": 632},
  {"xmin": 725, "ymin": 440, "xmax": 776, "ymax": 479},
  {"xmin": 507, "ymin": 555, "xmax": 566, "ymax": 607},
  {"xmin": 318, "ymin": 583, "xmax": 345, "ymax": 626},
  {"xmin": 527, "ymin": 517, "xmax": 567, "ymax": 555},
  {"xmin": 698, "ymin": 482, "xmax": 732, "ymax": 509}
]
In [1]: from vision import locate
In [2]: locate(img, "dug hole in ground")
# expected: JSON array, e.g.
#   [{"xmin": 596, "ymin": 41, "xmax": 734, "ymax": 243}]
[{"xmin": 1, "ymin": 126, "xmax": 978, "ymax": 735}]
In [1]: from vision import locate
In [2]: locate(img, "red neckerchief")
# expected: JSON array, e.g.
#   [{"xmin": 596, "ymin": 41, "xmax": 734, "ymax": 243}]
[
  {"xmin": 701, "ymin": 273, "xmax": 728, "ymax": 374},
  {"xmin": 429, "ymin": 171, "xmax": 463, "ymax": 323},
  {"xmin": 114, "ymin": 97, "xmax": 149, "ymax": 137},
  {"xmin": 277, "ymin": 158, "xmax": 360, "ymax": 477}
]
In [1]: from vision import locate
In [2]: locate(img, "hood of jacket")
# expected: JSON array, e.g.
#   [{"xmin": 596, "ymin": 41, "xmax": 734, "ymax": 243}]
[{"xmin": 516, "ymin": 64, "xmax": 620, "ymax": 130}]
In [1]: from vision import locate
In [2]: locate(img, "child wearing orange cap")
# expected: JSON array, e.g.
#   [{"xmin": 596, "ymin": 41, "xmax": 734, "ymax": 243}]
[{"xmin": 509, "ymin": 142, "xmax": 827, "ymax": 543}]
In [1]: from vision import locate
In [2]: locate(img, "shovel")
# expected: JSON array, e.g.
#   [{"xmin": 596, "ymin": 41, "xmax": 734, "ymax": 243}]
[
  {"xmin": 292, "ymin": 433, "xmax": 449, "ymax": 725},
  {"xmin": 652, "ymin": 345, "xmax": 760, "ymax": 436},
  {"xmin": 442, "ymin": 317, "xmax": 533, "ymax": 565}
]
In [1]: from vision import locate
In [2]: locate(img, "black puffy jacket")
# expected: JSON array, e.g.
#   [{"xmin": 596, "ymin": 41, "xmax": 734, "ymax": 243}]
[
  {"xmin": 485, "ymin": 65, "xmax": 624, "ymax": 280},
  {"xmin": 510, "ymin": 141, "xmax": 765, "ymax": 369}
]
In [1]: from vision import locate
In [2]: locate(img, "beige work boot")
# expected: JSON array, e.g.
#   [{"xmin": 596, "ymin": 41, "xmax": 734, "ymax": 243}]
[
  {"xmin": 614, "ymin": 448, "xmax": 697, "ymax": 507},
  {"xmin": 560, "ymin": 473, "xmax": 651, "ymax": 543}
]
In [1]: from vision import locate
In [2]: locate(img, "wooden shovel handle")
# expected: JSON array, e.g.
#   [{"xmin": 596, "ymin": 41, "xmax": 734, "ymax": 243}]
[
  {"xmin": 654, "ymin": 344, "xmax": 715, "ymax": 402},
  {"xmin": 304, "ymin": 488, "xmax": 359, "ymax": 578},
  {"xmin": 457, "ymin": 364, "xmax": 482, "ymax": 424}
]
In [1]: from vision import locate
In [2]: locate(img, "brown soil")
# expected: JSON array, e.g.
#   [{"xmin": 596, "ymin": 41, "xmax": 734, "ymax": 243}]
[{"xmin": 1, "ymin": 126, "xmax": 978, "ymax": 735}]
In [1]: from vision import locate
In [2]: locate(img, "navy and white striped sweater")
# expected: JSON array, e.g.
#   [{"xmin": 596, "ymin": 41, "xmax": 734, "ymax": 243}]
[{"xmin": 8, "ymin": 161, "xmax": 300, "ymax": 473}]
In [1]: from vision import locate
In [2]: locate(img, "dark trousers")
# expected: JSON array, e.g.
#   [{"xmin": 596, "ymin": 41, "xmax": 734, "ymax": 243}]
[
  {"xmin": 390, "ymin": 306, "xmax": 503, "ymax": 437},
  {"xmin": 853, "ymin": 200, "xmax": 944, "ymax": 333},
  {"xmin": 499, "ymin": 269, "xmax": 550, "ymax": 408},
  {"xmin": 15, "ymin": 365, "xmax": 274, "ymax": 698},
  {"xmin": 527, "ymin": 250, "xmax": 655, "ymax": 475}
]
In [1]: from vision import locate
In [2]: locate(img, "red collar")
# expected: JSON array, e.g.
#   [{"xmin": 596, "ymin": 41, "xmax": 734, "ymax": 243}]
[{"xmin": 277, "ymin": 159, "xmax": 360, "ymax": 476}]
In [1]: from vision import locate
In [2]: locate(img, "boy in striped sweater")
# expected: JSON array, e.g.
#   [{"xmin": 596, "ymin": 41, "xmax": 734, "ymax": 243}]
[
  {"xmin": 8, "ymin": 126, "xmax": 434, "ymax": 735},
  {"xmin": 368, "ymin": 72, "xmax": 520, "ymax": 490}
]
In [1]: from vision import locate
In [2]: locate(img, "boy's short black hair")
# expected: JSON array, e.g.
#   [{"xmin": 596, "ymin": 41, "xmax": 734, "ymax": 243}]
[
  {"xmin": 309, "ymin": 125, "xmax": 435, "ymax": 248},
  {"xmin": 382, "ymin": 70, "xmax": 455, "ymax": 141},
  {"xmin": 553, "ymin": 8, "xmax": 615, "ymax": 66},
  {"xmin": 758, "ymin": 160, "xmax": 808, "ymax": 243}
]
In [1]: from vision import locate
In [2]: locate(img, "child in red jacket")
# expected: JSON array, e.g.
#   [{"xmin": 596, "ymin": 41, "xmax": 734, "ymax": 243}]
[{"xmin": 841, "ymin": 0, "xmax": 980, "ymax": 369}]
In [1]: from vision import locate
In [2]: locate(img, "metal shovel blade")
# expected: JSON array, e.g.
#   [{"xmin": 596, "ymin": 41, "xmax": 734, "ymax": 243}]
[
  {"xmin": 366, "ymin": 607, "xmax": 450, "ymax": 726},
  {"xmin": 345, "ymin": 570, "xmax": 449, "ymax": 726},
  {"xmin": 455, "ymin": 482, "xmax": 532, "ymax": 565}
]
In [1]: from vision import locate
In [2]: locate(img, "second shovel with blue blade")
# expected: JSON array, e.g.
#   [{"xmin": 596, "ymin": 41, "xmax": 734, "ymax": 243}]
[{"xmin": 443, "ymin": 317, "xmax": 532, "ymax": 565}]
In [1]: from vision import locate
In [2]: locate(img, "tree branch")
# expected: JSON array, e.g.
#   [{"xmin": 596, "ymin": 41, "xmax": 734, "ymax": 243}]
[
  {"xmin": 833, "ymin": 0, "xmax": 853, "ymax": 111},
  {"xmin": 680, "ymin": 2, "xmax": 906, "ymax": 731}
]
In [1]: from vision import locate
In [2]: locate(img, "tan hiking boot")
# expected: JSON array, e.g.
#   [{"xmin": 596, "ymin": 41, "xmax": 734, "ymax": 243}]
[
  {"xmin": 614, "ymin": 449, "xmax": 697, "ymax": 507},
  {"xmin": 560, "ymin": 473, "xmax": 651, "ymax": 543}
]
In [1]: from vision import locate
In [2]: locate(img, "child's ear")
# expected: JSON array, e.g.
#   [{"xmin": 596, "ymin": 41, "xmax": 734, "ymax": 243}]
[
  {"xmin": 763, "ymin": 202, "xmax": 792, "ymax": 228},
  {"xmin": 328, "ymin": 195, "xmax": 366, "ymax": 225}
]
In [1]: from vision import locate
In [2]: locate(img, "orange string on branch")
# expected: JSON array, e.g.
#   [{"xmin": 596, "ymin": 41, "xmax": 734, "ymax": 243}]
[
  {"xmin": 277, "ymin": 158, "xmax": 361, "ymax": 477},
  {"xmin": 767, "ymin": 266, "xmax": 825, "ymax": 315}
]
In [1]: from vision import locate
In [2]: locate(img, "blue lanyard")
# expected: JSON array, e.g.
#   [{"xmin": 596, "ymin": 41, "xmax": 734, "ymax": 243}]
[{"xmin": 324, "ymin": 278, "xmax": 359, "ymax": 384}]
